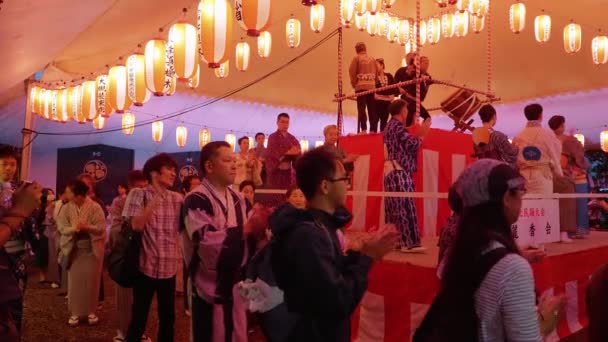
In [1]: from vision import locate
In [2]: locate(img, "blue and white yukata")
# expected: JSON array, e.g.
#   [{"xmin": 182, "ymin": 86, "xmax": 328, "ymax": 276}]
[{"xmin": 383, "ymin": 119, "xmax": 423, "ymax": 248}]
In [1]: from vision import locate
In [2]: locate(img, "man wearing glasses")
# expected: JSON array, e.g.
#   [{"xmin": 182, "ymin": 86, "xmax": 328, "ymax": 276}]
[{"xmin": 269, "ymin": 148, "xmax": 398, "ymax": 341}]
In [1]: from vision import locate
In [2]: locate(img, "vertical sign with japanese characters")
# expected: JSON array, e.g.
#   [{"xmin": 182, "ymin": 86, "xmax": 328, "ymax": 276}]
[{"xmin": 512, "ymin": 199, "xmax": 560, "ymax": 246}]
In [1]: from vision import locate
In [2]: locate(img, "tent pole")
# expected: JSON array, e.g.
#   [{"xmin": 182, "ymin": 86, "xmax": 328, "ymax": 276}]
[
  {"xmin": 337, "ymin": 26, "xmax": 344, "ymax": 136},
  {"xmin": 20, "ymin": 82, "xmax": 34, "ymax": 182}
]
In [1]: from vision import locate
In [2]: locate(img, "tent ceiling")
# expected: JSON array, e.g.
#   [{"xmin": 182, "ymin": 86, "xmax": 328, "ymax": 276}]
[{"xmin": 1, "ymin": 0, "xmax": 607, "ymax": 115}]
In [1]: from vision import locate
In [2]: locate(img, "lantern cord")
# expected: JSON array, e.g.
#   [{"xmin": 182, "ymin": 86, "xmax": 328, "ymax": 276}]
[
  {"xmin": 486, "ymin": 0, "xmax": 493, "ymax": 95},
  {"xmin": 415, "ymin": 0, "xmax": 421, "ymax": 120},
  {"xmin": 336, "ymin": 26, "xmax": 344, "ymax": 136},
  {"xmin": 26, "ymin": 28, "xmax": 341, "ymax": 137}
]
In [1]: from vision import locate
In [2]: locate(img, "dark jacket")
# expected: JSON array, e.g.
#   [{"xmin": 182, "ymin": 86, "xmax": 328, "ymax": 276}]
[{"xmin": 270, "ymin": 204, "xmax": 373, "ymax": 342}]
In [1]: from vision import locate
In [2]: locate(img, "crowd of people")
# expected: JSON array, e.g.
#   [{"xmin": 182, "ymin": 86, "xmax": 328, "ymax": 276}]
[{"xmin": 0, "ymin": 48, "xmax": 606, "ymax": 342}]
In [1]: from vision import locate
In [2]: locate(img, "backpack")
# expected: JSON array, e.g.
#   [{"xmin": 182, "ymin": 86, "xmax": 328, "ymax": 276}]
[
  {"xmin": 413, "ymin": 248, "xmax": 510, "ymax": 342},
  {"xmin": 106, "ymin": 195, "xmax": 145, "ymax": 288}
]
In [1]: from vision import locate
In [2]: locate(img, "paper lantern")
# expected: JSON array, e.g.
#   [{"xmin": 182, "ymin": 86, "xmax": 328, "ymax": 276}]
[
  {"xmin": 67, "ymin": 85, "xmax": 84, "ymax": 123},
  {"xmin": 563, "ymin": 22, "xmax": 582, "ymax": 54},
  {"xmin": 315, "ymin": 140, "xmax": 323, "ymax": 148},
  {"xmin": 199, "ymin": 128, "xmax": 211, "ymax": 148},
  {"xmin": 264, "ymin": 138, "xmax": 268, "ymax": 148},
  {"xmin": 286, "ymin": 16, "xmax": 301, "ymax": 48},
  {"xmin": 601, "ymin": 131, "xmax": 608, "ymax": 152},
  {"xmin": 383, "ymin": 0, "xmax": 396, "ymax": 8},
  {"xmin": 49, "ymin": 90, "xmax": 59, "ymax": 121},
  {"xmin": 456, "ymin": 0, "xmax": 470, "ymax": 12},
  {"xmin": 189, "ymin": 64, "xmax": 200, "ymax": 89},
  {"xmin": 56, "ymin": 88, "xmax": 69, "ymax": 123},
  {"xmin": 152, "ymin": 121, "xmax": 164, "ymax": 143},
  {"xmin": 366, "ymin": 12, "xmax": 378, "ymax": 36},
  {"xmin": 468, "ymin": 0, "xmax": 488, "ymax": 17},
  {"xmin": 387, "ymin": 16, "xmax": 399, "ymax": 43},
  {"xmin": 441, "ymin": 13, "xmax": 455, "ymax": 38},
  {"xmin": 427, "ymin": 17, "xmax": 441, "ymax": 44},
  {"xmin": 355, "ymin": 13, "xmax": 367, "ymax": 32},
  {"xmin": 225, "ymin": 133, "xmax": 236, "ymax": 151},
  {"xmin": 29, "ymin": 87, "xmax": 39, "ymax": 115},
  {"xmin": 414, "ymin": 20, "xmax": 427, "ymax": 45},
  {"xmin": 35, "ymin": 88, "xmax": 45, "ymax": 117},
  {"xmin": 366, "ymin": 0, "xmax": 380, "ymax": 14},
  {"xmin": 96, "ymin": 74, "xmax": 113, "ymax": 117},
  {"xmin": 509, "ymin": 2, "xmax": 526, "ymax": 34},
  {"xmin": 436, "ymin": 0, "xmax": 449, "ymax": 7},
  {"xmin": 198, "ymin": 0, "xmax": 233, "ymax": 68},
  {"xmin": 215, "ymin": 60, "xmax": 230, "ymax": 78},
  {"xmin": 257, "ymin": 31, "xmax": 272, "ymax": 57},
  {"xmin": 235, "ymin": 40, "xmax": 250, "ymax": 71},
  {"xmin": 376, "ymin": 12, "xmax": 390, "ymax": 38},
  {"xmin": 235, "ymin": 0, "xmax": 272, "ymax": 37},
  {"xmin": 80, "ymin": 80, "xmax": 97, "ymax": 121},
  {"xmin": 301, "ymin": 0, "xmax": 317, "ymax": 6},
  {"xmin": 92, "ymin": 115, "xmax": 105, "ymax": 130},
  {"xmin": 108, "ymin": 65, "xmax": 132, "ymax": 113},
  {"xmin": 126, "ymin": 53, "xmax": 151, "ymax": 106},
  {"xmin": 401, "ymin": 57, "xmax": 407, "ymax": 67},
  {"xmin": 354, "ymin": 0, "xmax": 366, "ymax": 15},
  {"xmin": 340, "ymin": 0, "xmax": 355, "ymax": 27},
  {"xmin": 176, "ymin": 126, "xmax": 188, "ymax": 147},
  {"xmin": 534, "ymin": 14, "xmax": 551, "ymax": 43},
  {"xmin": 41, "ymin": 89, "xmax": 52, "ymax": 120},
  {"xmin": 169, "ymin": 21, "xmax": 198, "ymax": 80},
  {"xmin": 122, "ymin": 113, "xmax": 135, "ymax": 135},
  {"xmin": 248, "ymin": 137, "xmax": 255, "ymax": 149},
  {"xmin": 592, "ymin": 35, "xmax": 608, "ymax": 65},
  {"xmin": 310, "ymin": 4, "xmax": 325, "ymax": 33},
  {"xmin": 470, "ymin": 14, "xmax": 484, "ymax": 33},
  {"xmin": 573, "ymin": 133, "xmax": 585, "ymax": 146},
  {"xmin": 300, "ymin": 139, "xmax": 309, "ymax": 153},
  {"xmin": 144, "ymin": 39, "xmax": 170, "ymax": 96},
  {"xmin": 398, "ymin": 19, "xmax": 410, "ymax": 45},
  {"xmin": 454, "ymin": 10, "xmax": 469, "ymax": 37}
]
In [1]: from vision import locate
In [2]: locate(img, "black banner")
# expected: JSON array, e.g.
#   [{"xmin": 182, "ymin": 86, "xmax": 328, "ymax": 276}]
[
  {"xmin": 56, "ymin": 144, "xmax": 134, "ymax": 206},
  {"xmin": 167, "ymin": 151, "xmax": 201, "ymax": 192}
]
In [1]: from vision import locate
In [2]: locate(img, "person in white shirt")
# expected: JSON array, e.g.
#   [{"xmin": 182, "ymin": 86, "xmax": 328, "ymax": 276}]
[{"xmin": 513, "ymin": 103, "xmax": 563, "ymax": 194}]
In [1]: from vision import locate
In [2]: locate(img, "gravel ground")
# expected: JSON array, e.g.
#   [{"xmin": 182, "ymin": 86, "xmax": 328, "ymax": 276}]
[{"xmin": 21, "ymin": 269, "xmax": 266, "ymax": 342}]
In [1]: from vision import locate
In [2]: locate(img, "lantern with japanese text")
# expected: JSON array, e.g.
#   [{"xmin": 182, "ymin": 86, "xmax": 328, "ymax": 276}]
[
  {"xmin": 169, "ymin": 21, "xmax": 198, "ymax": 80},
  {"xmin": 310, "ymin": 4, "xmax": 325, "ymax": 33},
  {"xmin": 96, "ymin": 74, "xmax": 113, "ymax": 117},
  {"xmin": 189, "ymin": 64, "xmax": 200, "ymax": 89},
  {"xmin": 414, "ymin": 20, "xmax": 427, "ymax": 45},
  {"xmin": 122, "ymin": 113, "xmax": 135, "ymax": 135},
  {"xmin": 470, "ymin": 14, "xmax": 484, "ymax": 33},
  {"xmin": 354, "ymin": 0, "xmax": 366, "ymax": 15},
  {"xmin": 29, "ymin": 86, "xmax": 40, "ymax": 115},
  {"xmin": 199, "ymin": 128, "xmax": 211, "ymax": 148},
  {"xmin": 442, "ymin": 13, "xmax": 455, "ymax": 38},
  {"xmin": 534, "ymin": 14, "xmax": 551, "ymax": 43},
  {"xmin": 235, "ymin": 40, "xmax": 250, "ymax": 71},
  {"xmin": 563, "ymin": 22, "xmax": 582, "ymax": 54},
  {"xmin": 387, "ymin": 16, "xmax": 399, "ymax": 43},
  {"xmin": 509, "ymin": 2, "xmax": 526, "ymax": 33},
  {"xmin": 49, "ymin": 90, "xmax": 59, "ymax": 121},
  {"xmin": 398, "ymin": 19, "xmax": 410, "ymax": 45},
  {"xmin": 427, "ymin": 17, "xmax": 441, "ymax": 44},
  {"xmin": 176, "ymin": 126, "xmax": 188, "ymax": 147},
  {"xmin": 127, "ymin": 53, "xmax": 151, "ymax": 106},
  {"xmin": 286, "ymin": 16, "xmax": 301, "ymax": 48},
  {"xmin": 41, "ymin": 89, "xmax": 52, "ymax": 120},
  {"xmin": 144, "ymin": 39, "xmax": 170, "ymax": 96},
  {"xmin": 199, "ymin": 0, "xmax": 233, "ymax": 68},
  {"xmin": 454, "ymin": 10, "xmax": 469, "ymax": 37},
  {"xmin": 108, "ymin": 65, "xmax": 132, "ymax": 113},
  {"xmin": 235, "ymin": 0, "xmax": 272, "ymax": 37},
  {"xmin": 56, "ymin": 88, "xmax": 69, "ymax": 122},
  {"xmin": 152, "ymin": 121, "xmax": 164, "ymax": 142},
  {"xmin": 225, "ymin": 133, "xmax": 236, "ymax": 151},
  {"xmin": 67, "ymin": 85, "xmax": 84, "ymax": 123},
  {"xmin": 215, "ymin": 60, "xmax": 230, "ymax": 78},
  {"xmin": 601, "ymin": 131, "xmax": 608, "ymax": 152},
  {"xmin": 80, "ymin": 80, "xmax": 97, "ymax": 121},
  {"xmin": 340, "ymin": 0, "xmax": 355, "ymax": 27},
  {"xmin": 92, "ymin": 115, "xmax": 105, "ymax": 130},
  {"xmin": 366, "ymin": 12, "xmax": 378, "ymax": 36},
  {"xmin": 376, "ymin": 12, "xmax": 390, "ymax": 38},
  {"xmin": 592, "ymin": 35, "xmax": 608, "ymax": 65},
  {"xmin": 165, "ymin": 76, "xmax": 177, "ymax": 96},
  {"xmin": 257, "ymin": 31, "xmax": 272, "ymax": 57}
]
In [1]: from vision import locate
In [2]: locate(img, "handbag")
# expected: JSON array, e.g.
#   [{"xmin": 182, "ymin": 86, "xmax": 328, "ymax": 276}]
[{"xmin": 106, "ymin": 194, "xmax": 146, "ymax": 288}]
